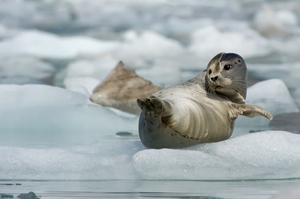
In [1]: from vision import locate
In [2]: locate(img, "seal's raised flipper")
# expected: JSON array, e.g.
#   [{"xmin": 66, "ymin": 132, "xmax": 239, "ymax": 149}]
[
  {"xmin": 137, "ymin": 96, "xmax": 173, "ymax": 118},
  {"xmin": 232, "ymin": 103, "xmax": 273, "ymax": 120}
]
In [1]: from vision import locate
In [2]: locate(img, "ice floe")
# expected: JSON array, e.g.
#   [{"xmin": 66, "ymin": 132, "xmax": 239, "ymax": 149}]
[
  {"xmin": 0, "ymin": 30, "xmax": 120, "ymax": 59},
  {"xmin": 0, "ymin": 55, "xmax": 54, "ymax": 82},
  {"xmin": 0, "ymin": 84, "xmax": 87, "ymax": 109},
  {"xmin": 64, "ymin": 55, "xmax": 119, "ymax": 81},
  {"xmin": 0, "ymin": 130, "xmax": 299, "ymax": 180},
  {"xmin": 0, "ymin": 84, "xmax": 138, "ymax": 143},
  {"xmin": 113, "ymin": 30, "xmax": 184, "ymax": 67},
  {"xmin": 252, "ymin": 4, "xmax": 300, "ymax": 37},
  {"xmin": 188, "ymin": 25, "xmax": 270, "ymax": 59},
  {"xmin": 64, "ymin": 77, "xmax": 100, "ymax": 97},
  {"xmin": 133, "ymin": 131, "xmax": 300, "ymax": 180}
]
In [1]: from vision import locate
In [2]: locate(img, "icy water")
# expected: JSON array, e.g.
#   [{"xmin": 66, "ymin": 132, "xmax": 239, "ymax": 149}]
[
  {"xmin": 1, "ymin": 0, "xmax": 300, "ymax": 198},
  {"xmin": 1, "ymin": 179, "xmax": 300, "ymax": 199}
]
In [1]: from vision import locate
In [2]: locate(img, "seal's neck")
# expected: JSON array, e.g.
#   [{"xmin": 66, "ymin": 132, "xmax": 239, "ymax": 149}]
[{"xmin": 204, "ymin": 73, "xmax": 246, "ymax": 104}]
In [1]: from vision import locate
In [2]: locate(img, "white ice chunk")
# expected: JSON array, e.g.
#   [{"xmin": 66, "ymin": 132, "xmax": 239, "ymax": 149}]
[
  {"xmin": 64, "ymin": 55, "xmax": 119, "ymax": 81},
  {"xmin": 236, "ymin": 79, "xmax": 299, "ymax": 127},
  {"xmin": 163, "ymin": 17, "xmax": 213, "ymax": 38},
  {"xmin": 0, "ymin": 141, "xmax": 144, "ymax": 180},
  {"xmin": 0, "ymin": 55, "xmax": 54, "ymax": 79},
  {"xmin": 0, "ymin": 30, "xmax": 120, "ymax": 59},
  {"xmin": 114, "ymin": 30, "xmax": 184, "ymax": 66},
  {"xmin": 0, "ymin": 23, "xmax": 19, "ymax": 39},
  {"xmin": 252, "ymin": 4, "xmax": 300, "ymax": 37},
  {"xmin": 252, "ymin": 4, "xmax": 284, "ymax": 37},
  {"xmin": 188, "ymin": 25, "xmax": 270, "ymax": 59},
  {"xmin": 133, "ymin": 131, "xmax": 300, "ymax": 180},
  {"xmin": 1, "ymin": 130, "xmax": 299, "ymax": 181},
  {"xmin": 277, "ymin": 10, "xmax": 298, "ymax": 27},
  {"xmin": 64, "ymin": 77, "xmax": 100, "ymax": 97},
  {"xmin": 136, "ymin": 63, "xmax": 182, "ymax": 87},
  {"xmin": 0, "ymin": 84, "xmax": 87, "ymax": 110},
  {"xmin": 0, "ymin": 84, "xmax": 138, "ymax": 145}
]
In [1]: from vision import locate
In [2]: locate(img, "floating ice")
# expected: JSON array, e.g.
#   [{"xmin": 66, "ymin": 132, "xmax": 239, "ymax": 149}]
[
  {"xmin": 0, "ymin": 30, "xmax": 120, "ymax": 59},
  {"xmin": 252, "ymin": 4, "xmax": 284, "ymax": 37},
  {"xmin": 188, "ymin": 25, "xmax": 269, "ymax": 59},
  {"xmin": 64, "ymin": 55, "xmax": 119, "ymax": 81},
  {"xmin": 0, "ymin": 23, "xmax": 16, "ymax": 39},
  {"xmin": 0, "ymin": 130, "xmax": 299, "ymax": 180},
  {"xmin": 252, "ymin": 4, "xmax": 300, "ymax": 37},
  {"xmin": 236, "ymin": 79, "xmax": 299, "ymax": 128},
  {"xmin": 64, "ymin": 77, "xmax": 100, "ymax": 97},
  {"xmin": 136, "ymin": 63, "xmax": 182, "ymax": 87},
  {"xmin": 133, "ymin": 131, "xmax": 300, "ymax": 180},
  {"xmin": 160, "ymin": 17, "xmax": 213, "ymax": 39},
  {"xmin": 113, "ymin": 30, "xmax": 184, "ymax": 67},
  {"xmin": 0, "ymin": 84, "xmax": 138, "ymax": 146},
  {"xmin": 0, "ymin": 141, "xmax": 144, "ymax": 180},
  {"xmin": 0, "ymin": 55, "xmax": 54, "ymax": 80},
  {"xmin": 0, "ymin": 84, "xmax": 87, "ymax": 110},
  {"xmin": 277, "ymin": 10, "xmax": 298, "ymax": 27},
  {"xmin": 272, "ymin": 186, "xmax": 300, "ymax": 199}
]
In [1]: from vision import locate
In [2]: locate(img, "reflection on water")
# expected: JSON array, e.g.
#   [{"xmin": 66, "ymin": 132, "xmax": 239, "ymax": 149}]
[{"xmin": 1, "ymin": 179, "xmax": 300, "ymax": 199}]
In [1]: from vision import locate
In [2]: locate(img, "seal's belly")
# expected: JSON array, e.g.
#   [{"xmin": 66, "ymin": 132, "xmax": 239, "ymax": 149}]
[
  {"xmin": 139, "ymin": 85, "xmax": 234, "ymax": 149},
  {"xmin": 158, "ymin": 90, "xmax": 232, "ymax": 141}
]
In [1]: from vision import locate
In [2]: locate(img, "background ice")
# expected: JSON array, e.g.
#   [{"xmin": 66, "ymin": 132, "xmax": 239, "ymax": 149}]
[
  {"xmin": 188, "ymin": 25, "xmax": 270, "ymax": 58},
  {"xmin": 64, "ymin": 77, "xmax": 100, "ymax": 97},
  {"xmin": 0, "ymin": 85, "xmax": 138, "ymax": 146},
  {"xmin": 113, "ymin": 30, "xmax": 184, "ymax": 67},
  {"xmin": 0, "ymin": 56, "xmax": 55, "ymax": 81},
  {"xmin": 0, "ymin": 30, "xmax": 120, "ymax": 59},
  {"xmin": 0, "ymin": 84, "xmax": 87, "ymax": 109}
]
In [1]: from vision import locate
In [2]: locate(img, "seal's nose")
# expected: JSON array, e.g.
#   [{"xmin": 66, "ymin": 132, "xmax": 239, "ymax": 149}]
[{"xmin": 210, "ymin": 76, "xmax": 218, "ymax": 82}]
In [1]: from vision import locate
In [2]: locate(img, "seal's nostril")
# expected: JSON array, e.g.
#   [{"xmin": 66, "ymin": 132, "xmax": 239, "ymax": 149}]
[{"xmin": 211, "ymin": 76, "xmax": 218, "ymax": 82}]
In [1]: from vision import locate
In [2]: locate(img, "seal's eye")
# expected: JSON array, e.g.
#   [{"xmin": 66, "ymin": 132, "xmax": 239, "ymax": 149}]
[
  {"xmin": 208, "ymin": 69, "xmax": 212, "ymax": 75},
  {"xmin": 224, "ymin": 64, "xmax": 232, "ymax": 70}
]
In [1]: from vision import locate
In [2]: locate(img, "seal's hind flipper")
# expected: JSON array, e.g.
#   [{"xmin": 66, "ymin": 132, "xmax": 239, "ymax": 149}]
[
  {"xmin": 137, "ymin": 97, "xmax": 163, "ymax": 117},
  {"xmin": 232, "ymin": 103, "xmax": 273, "ymax": 120},
  {"xmin": 137, "ymin": 96, "xmax": 173, "ymax": 117}
]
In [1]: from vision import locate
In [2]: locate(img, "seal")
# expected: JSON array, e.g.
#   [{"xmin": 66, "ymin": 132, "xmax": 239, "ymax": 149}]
[{"xmin": 137, "ymin": 52, "xmax": 272, "ymax": 149}]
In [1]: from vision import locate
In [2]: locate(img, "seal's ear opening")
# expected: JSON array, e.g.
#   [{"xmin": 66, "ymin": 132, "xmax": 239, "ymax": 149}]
[{"xmin": 206, "ymin": 52, "xmax": 225, "ymax": 69}]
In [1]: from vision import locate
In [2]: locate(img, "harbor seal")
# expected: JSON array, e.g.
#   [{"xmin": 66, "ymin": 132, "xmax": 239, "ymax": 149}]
[{"xmin": 137, "ymin": 52, "xmax": 272, "ymax": 149}]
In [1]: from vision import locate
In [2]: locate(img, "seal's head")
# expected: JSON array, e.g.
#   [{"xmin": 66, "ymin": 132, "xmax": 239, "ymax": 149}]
[{"xmin": 205, "ymin": 52, "xmax": 247, "ymax": 103}]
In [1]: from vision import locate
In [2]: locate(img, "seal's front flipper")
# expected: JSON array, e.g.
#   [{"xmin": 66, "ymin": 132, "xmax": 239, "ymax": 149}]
[{"xmin": 232, "ymin": 104, "xmax": 273, "ymax": 120}]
